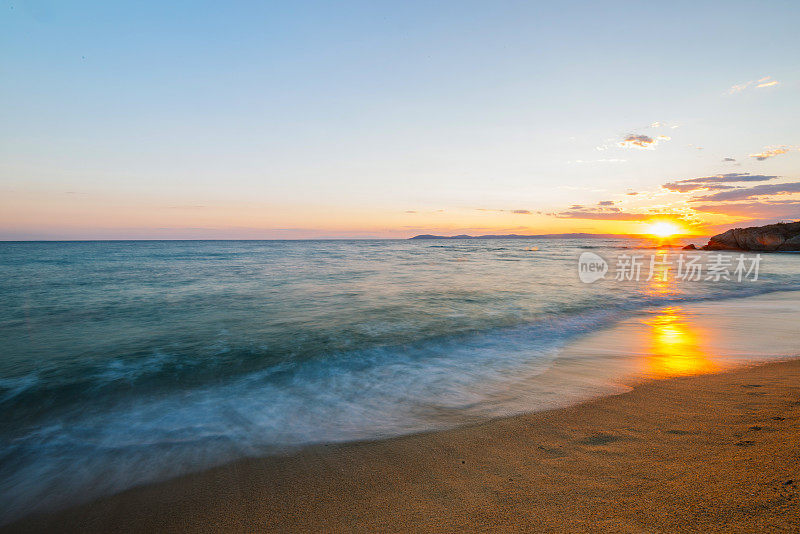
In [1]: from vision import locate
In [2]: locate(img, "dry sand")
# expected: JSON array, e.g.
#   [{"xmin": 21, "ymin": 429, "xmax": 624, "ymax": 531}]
[{"xmin": 7, "ymin": 358, "xmax": 800, "ymax": 533}]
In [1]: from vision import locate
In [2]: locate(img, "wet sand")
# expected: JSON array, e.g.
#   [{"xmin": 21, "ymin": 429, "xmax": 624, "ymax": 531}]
[{"xmin": 8, "ymin": 357, "xmax": 800, "ymax": 533}]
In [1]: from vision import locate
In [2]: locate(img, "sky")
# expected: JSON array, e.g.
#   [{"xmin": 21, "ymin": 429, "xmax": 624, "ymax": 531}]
[{"xmin": 2, "ymin": 0, "xmax": 800, "ymax": 239}]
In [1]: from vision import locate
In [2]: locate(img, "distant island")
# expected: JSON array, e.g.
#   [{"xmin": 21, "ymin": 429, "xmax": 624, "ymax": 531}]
[{"xmin": 411, "ymin": 233, "xmax": 631, "ymax": 240}]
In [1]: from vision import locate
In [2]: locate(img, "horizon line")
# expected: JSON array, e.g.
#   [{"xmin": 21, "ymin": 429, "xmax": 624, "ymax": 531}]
[{"xmin": 0, "ymin": 233, "xmax": 709, "ymax": 243}]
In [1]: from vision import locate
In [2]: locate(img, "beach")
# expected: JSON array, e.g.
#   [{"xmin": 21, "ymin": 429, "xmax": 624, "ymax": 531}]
[
  {"xmin": 2, "ymin": 242, "xmax": 799, "ymax": 531},
  {"xmin": 8, "ymin": 357, "xmax": 800, "ymax": 533}
]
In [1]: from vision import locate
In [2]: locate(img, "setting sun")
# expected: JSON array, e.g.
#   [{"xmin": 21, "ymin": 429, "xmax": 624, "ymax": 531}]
[{"xmin": 646, "ymin": 221, "xmax": 683, "ymax": 238}]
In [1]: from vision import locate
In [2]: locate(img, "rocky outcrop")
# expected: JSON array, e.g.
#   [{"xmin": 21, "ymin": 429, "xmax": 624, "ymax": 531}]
[{"xmin": 702, "ymin": 221, "xmax": 800, "ymax": 251}]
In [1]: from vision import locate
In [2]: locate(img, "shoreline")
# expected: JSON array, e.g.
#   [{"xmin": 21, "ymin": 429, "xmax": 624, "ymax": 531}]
[{"xmin": 8, "ymin": 356, "xmax": 800, "ymax": 533}]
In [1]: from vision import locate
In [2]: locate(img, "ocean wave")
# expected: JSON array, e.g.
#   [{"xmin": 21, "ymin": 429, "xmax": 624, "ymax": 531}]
[
  {"xmin": 3, "ymin": 280, "xmax": 799, "ymax": 419},
  {"xmin": 2, "ymin": 283, "xmax": 800, "ymax": 523},
  {"xmin": 0, "ymin": 374, "xmax": 40, "ymax": 404},
  {"xmin": 2, "ymin": 239, "xmax": 800, "ymax": 524}
]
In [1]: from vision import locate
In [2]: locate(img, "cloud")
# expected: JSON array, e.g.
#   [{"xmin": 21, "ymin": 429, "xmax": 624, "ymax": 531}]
[
  {"xmin": 553, "ymin": 211, "xmax": 654, "ymax": 221},
  {"xmin": 598, "ymin": 200, "xmax": 615, "ymax": 206},
  {"xmin": 692, "ymin": 200, "xmax": 800, "ymax": 219},
  {"xmin": 722, "ymin": 157, "xmax": 736, "ymax": 162},
  {"xmin": 727, "ymin": 82, "xmax": 750, "ymax": 94},
  {"xmin": 691, "ymin": 182, "xmax": 800, "ymax": 202},
  {"xmin": 726, "ymin": 76, "xmax": 780, "ymax": 95},
  {"xmin": 749, "ymin": 146, "xmax": 793, "ymax": 161},
  {"xmin": 626, "ymin": 192, "xmax": 638, "ymax": 196},
  {"xmin": 691, "ymin": 184, "xmax": 737, "ymax": 191},
  {"xmin": 551, "ymin": 207, "xmax": 683, "ymax": 221},
  {"xmin": 681, "ymin": 173, "xmax": 775, "ymax": 184},
  {"xmin": 617, "ymin": 134, "xmax": 671, "ymax": 150},
  {"xmin": 476, "ymin": 208, "xmax": 536, "ymax": 215},
  {"xmin": 662, "ymin": 173, "xmax": 777, "ymax": 193}
]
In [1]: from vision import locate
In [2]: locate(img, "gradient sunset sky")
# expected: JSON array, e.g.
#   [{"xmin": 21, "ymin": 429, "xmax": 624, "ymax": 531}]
[{"xmin": 2, "ymin": 1, "xmax": 799, "ymax": 239}]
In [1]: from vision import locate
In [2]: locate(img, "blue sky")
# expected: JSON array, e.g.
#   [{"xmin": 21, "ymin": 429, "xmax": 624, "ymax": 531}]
[{"xmin": 2, "ymin": 0, "xmax": 800, "ymax": 238}]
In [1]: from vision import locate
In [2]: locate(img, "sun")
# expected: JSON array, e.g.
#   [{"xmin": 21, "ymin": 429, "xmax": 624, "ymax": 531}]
[{"xmin": 646, "ymin": 221, "xmax": 683, "ymax": 238}]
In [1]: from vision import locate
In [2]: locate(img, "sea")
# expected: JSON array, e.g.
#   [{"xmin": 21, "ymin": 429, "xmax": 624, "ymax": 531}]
[{"xmin": 1, "ymin": 238, "xmax": 798, "ymax": 522}]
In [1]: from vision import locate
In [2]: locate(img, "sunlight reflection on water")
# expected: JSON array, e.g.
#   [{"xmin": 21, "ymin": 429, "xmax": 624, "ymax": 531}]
[{"xmin": 644, "ymin": 306, "xmax": 717, "ymax": 378}]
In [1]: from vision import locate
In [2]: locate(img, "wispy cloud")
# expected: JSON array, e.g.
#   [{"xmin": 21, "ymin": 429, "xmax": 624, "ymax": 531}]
[
  {"xmin": 551, "ymin": 210, "xmax": 683, "ymax": 221},
  {"xmin": 662, "ymin": 173, "xmax": 777, "ymax": 193},
  {"xmin": 595, "ymin": 121, "xmax": 673, "ymax": 151},
  {"xmin": 692, "ymin": 200, "xmax": 800, "ymax": 219},
  {"xmin": 691, "ymin": 182, "xmax": 800, "ymax": 202},
  {"xmin": 551, "ymin": 210, "xmax": 653, "ymax": 221},
  {"xmin": 549, "ymin": 203, "xmax": 682, "ymax": 221},
  {"xmin": 648, "ymin": 121, "xmax": 680, "ymax": 130},
  {"xmin": 726, "ymin": 76, "xmax": 780, "ymax": 95},
  {"xmin": 617, "ymin": 134, "xmax": 671, "ymax": 150},
  {"xmin": 749, "ymin": 146, "xmax": 795, "ymax": 161},
  {"xmin": 475, "ymin": 208, "xmax": 539, "ymax": 215}
]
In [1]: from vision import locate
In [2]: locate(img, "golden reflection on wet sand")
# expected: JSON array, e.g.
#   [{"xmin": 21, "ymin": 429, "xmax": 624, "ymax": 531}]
[
  {"xmin": 640, "ymin": 255, "xmax": 718, "ymax": 377},
  {"xmin": 644, "ymin": 306, "xmax": 718, "ymax": 378}
]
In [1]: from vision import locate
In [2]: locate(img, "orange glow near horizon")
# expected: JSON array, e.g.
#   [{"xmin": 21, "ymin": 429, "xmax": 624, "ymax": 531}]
[
  {"xmin": 645, "ymin": 221, "xmax": 684, "ymax": 238},
  {"xmin": 0, "ymin": 188, "xmax": 721, "ymax": 239}
]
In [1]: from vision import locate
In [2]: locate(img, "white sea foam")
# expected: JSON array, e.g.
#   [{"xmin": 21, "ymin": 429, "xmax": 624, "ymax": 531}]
[{"xmin": 1, "ymin": 239, "xmax": 799, "ymax": 524}]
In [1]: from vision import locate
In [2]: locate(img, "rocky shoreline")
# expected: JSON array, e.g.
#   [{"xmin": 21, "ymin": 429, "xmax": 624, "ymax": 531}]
[{"xmin": 692, "ymin": 221, "xmax": 800, "ymax": 252}]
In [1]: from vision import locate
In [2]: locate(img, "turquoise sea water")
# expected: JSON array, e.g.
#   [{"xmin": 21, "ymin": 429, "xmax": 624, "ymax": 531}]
[{"xmin": 1, "ymin": 239, "xmax": 798, "ymax": 521}]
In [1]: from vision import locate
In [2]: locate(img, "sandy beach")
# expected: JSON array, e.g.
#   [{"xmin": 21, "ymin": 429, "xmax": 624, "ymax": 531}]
[{"xmin": 7, "ymin": 355, "xmax": 800, "ymax": 533}]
